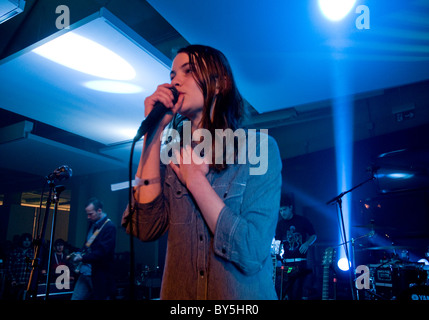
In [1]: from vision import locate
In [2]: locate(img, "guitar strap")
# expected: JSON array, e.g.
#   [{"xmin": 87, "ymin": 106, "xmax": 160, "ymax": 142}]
[{"xmin": 84, "ymin": 218, "xmax": 111, "ymax": 249}]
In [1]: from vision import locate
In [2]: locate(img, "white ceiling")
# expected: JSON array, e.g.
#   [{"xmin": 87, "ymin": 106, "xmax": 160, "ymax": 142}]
[{"xmin": 148, "ymin": 0, "xmax": 429, "ymax": 113}]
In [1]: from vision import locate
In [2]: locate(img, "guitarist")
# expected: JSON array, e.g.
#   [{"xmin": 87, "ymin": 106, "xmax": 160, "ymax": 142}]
[{"xmin": 70, "ymin": 197, "xmax": 116, "ymax": 300}]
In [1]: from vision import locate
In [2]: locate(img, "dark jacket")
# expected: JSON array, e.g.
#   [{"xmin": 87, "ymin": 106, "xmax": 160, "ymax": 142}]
[{"xmin": 81, "ymin": 215, "xmax": 116, "ymax": 271}]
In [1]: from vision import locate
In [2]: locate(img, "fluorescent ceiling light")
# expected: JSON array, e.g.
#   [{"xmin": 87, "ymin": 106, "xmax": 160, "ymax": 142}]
[
  {"xmin": 115, "ymin": 127, "xmax": 143, "ymax": 141},
  {"xmin": 84, "ymin": 80, "xmax": 143, "ymax": 94},
  {"xmin": 33, "ymin": 32, "xmax": 136, "ymax": 80},
  {"xmin": 318, "ymin": 0, "xmax": 356, "ymax": 21},
  {"xmin": 0, "ymin": 8, "xmax": 172, "ymax": 145}
]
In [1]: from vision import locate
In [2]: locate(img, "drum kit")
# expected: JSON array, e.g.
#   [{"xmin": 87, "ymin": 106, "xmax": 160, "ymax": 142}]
[
  {"xmin": 135, "ymin": 265, "xmax": 162, "ymax": 300},
  {"xmin": 352, "ymin": 223, "xmax": 429, "ymax": 300}
]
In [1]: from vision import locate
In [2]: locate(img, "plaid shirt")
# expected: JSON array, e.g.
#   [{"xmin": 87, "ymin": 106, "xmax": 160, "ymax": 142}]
[{"xmin": 7, "ymin": 247, "xmax": 34, "ymax": 284}]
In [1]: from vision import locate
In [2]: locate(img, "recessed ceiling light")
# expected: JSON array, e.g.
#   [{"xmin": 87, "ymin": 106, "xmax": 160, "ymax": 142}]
[
  {"xmin": 84, "ymin": 80, "xmax": 143, "ymax": 94},
  {"xmin": 0, "ymin": 8, "xmax": 172, "ymax": 145},
  {"xmin": 32, "ymin": 32, "xmax": 136, "ymax": 80}
]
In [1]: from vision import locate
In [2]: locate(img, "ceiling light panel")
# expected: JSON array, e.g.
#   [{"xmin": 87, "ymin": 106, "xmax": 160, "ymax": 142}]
[
  {"xmin": 32, "ymin": 32, "xmax": 137, "ymax": 81},
  {"xmin": 0, "ymin": 8, "xmax": 172, "ymax": 145}
]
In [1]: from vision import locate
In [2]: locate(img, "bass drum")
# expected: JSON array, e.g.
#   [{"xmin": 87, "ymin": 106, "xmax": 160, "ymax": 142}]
[
  {"xmin": 398, "ymin": 263, "xmax": 428, "ymax": 300},
  {"xmin": 399, "ymin": 285, "xmax": 429, "ymax": 301}
]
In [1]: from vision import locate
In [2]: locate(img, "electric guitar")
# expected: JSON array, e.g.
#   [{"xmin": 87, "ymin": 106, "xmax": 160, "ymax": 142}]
[
  {"xmin": 271, "ymin": 239, "xmax": 281, "ymax": 284},
  {"xmin": 67, "ymin": 218, "xmax": 110, "ymax": 273},
  {"xmin": 322, "ymin": 247, "xmax": 335, "ymax": 300},
  {"xmin": 66, "ymin": 249, "xmax": 88, "ymax": 273}
]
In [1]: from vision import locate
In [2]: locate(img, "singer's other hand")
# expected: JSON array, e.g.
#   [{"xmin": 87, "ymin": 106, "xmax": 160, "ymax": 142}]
[
  {"xmin": 144, "ymin": 83, "xmax": 183, "ymax": 129},
  {"xmin": 170, "ymin": 144, "xmax": 209, "ymax": 190}
]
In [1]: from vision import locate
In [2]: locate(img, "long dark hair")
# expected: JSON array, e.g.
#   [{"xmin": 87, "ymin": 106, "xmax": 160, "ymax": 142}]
[{"xmin": 171, "ymin": 45, "xmax": 247, "ymax": 171}]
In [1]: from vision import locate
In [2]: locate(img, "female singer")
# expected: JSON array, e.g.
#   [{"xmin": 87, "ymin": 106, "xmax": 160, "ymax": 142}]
[{"xmin": 122, "ymin": 45, "xmax": 282, "ymax": 299}]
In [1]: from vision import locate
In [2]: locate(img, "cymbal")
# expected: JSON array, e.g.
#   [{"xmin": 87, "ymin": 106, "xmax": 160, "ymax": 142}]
[
  {"xmin": 364, "ymin": 245, "xmax": 408, "ymax": 250},
  {"xmin": 353, "ymin": 224, "xmax": 396, "ymax": 230}
]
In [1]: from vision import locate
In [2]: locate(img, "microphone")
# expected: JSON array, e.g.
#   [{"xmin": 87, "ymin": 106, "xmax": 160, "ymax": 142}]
[
  {"xmin": 367, "ymin": 165, "xmax": 380, "ymax": 177},
  {"xmin": 133, "ymin": 87, "xmax": 179, "ymax": 142},
  {"xmin": 45, "ymin": 165, "xmax": 72, "ymax": 182}
]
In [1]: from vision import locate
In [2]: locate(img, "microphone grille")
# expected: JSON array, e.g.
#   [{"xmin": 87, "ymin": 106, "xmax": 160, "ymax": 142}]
[{"xmin": 170, "ymin": 87, "xmax": 179, "ymax": 104}]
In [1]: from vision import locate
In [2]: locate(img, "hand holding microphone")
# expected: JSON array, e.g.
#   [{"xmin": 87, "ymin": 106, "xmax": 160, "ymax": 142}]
[{"xmin": 134, "ymin": 85, "xmax": 181, "ymax": 142}]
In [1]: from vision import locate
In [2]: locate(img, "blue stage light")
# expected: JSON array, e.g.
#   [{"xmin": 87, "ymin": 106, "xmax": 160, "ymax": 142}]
[
  {"xmin": 331, "ymin": 60, "xmax": 354, "ymax": 274},
  {"xmin": 318, "ymin": 0, "xmax": 356, "ymax": 21},
  {"xmin": 337, "ymin": 257, "xmax": 351, "ymax": 271}
]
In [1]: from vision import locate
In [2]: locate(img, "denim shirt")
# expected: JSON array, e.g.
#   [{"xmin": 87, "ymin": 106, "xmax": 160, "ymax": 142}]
[{"xmin": 122, "ymin": 133, "xmax": 282, "ymax": 300}]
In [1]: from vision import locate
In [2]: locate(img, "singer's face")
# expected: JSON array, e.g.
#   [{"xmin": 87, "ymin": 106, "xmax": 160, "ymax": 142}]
[{"xmin": 170, "ymin": 52, "xmax": 204, "ymax": 121}]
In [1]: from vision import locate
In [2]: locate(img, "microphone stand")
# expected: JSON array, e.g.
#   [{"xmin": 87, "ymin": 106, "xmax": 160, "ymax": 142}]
[
  {"xmin": 326, "ymin": 175, "xmax": 375, "ymax": 300},
  {"xmin": 126, "ymin": 128, "xmax": 161, "ymax": 300},
  {"xmin": 44, "ymin": 185, "xmax": 66, "ymax": 299},
  {"xmin": 127, "ymin": 139, "xmax": 137, "ymax": 300},
  {"xmin": 25, "ymin": 180, "xmax": 65, "ymax": 300},
  {"xmin": 336, "ymin": 230, "xmax": 375, "ymax": 300},
  {"xmin": 125, "ymin": 89, "xmax": 178, "ymax": 300}
]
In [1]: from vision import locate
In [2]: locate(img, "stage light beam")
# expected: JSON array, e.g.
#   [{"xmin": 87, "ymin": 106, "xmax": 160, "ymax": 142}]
[{"xmin": 331, "ymin": 63, "xmax": 354, "ymax": 273}]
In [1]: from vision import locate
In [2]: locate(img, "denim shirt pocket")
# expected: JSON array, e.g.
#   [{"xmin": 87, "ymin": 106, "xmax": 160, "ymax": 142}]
[
  {"xmin": 212, "ymin": 180, "xmax": 247, "ymax": 213},
  {"xmin": 165, "ymin": 171, "xmax": 193, "ymax": 224}
]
